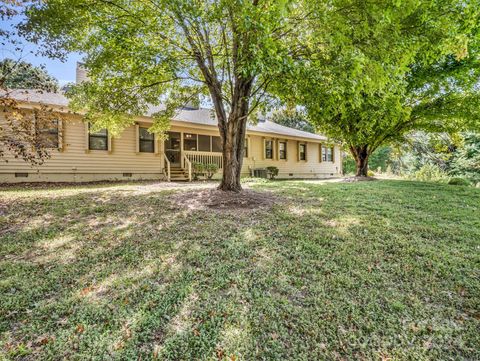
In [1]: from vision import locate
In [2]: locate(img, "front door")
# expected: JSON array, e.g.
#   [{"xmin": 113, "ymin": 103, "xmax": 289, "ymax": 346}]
[{"xmin": 164, "ymin": 131, "xmax": 181, "ymax": 167}]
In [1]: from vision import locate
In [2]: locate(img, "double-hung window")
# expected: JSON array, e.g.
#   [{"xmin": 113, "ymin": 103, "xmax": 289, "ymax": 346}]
[
  {"xmin": 139, "ymin": 127, "xmax": 154, "ymax": 153},
  {"xmin": 36, "ymin": 117, "xmax": 59, "ymax": 148},
  {"xmin": 299, "ymin": 143, "xmax": 306, "ymax": 161},
  {"xmin": 279, "ymin": 141, "xmax": 287, "ymax": 160},
  {"xmin": 327, "ymin": 147, "xmax": 334, "ymax": 162},
  {"xmin": 89, "ymin": 126, "xmax": 108, "ymax": 150},
  {"xmin": 265, "ymin": 140, "xmax": 273, "ymax": 159},
  {"xmin": 322, "ymin": 145, "xmax": 334, "ymax": 162}
]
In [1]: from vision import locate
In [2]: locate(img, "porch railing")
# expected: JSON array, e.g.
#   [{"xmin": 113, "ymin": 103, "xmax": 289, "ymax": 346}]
[
  {"xmin": 183, "ymin": 154, "xmax": 192, "ymax": 182},
  {"xmin": 163, "ymin": 153, "xmax": 171, "ymax": 181},
  {"xmin": 184, "ymin": 151, "xmax": 223, "ymax": 169}
]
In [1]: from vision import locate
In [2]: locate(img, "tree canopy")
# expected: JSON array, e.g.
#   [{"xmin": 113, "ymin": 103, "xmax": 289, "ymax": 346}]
[
  {"xmin": 22, "ymin": 0, "xmax": 303, "ymax": 190},
  {"xmin": 271, "ymin": 109, "xmax": 315, "ymax": 133},
  {"xmin": 0, "ymin": 58, "xmax": 60, "ymax": 92},
  {"xmin": 275, "ymin": 0, "xmax": 480, "ymax": 176}
]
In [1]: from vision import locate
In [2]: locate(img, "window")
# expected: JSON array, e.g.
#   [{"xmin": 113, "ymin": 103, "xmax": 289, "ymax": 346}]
[
  {"xmin": 89, "ymin": 126, "xmax": 108, "ymax": 150},
  {"xmin": 322, "ymin": 145, "xmax": 334, "ymax": 162},
  {"xmin": 36, "ymin": 117, "xmax": 59, "ymax": 148},
  {"xmin": 244, "ymin": 138, "xmax": 248, "ymax": 158},
  {"xmin": 299, "ymin": 143, "xmax": 306, "ymax": 161},
  {"xmin": 212, "ymin": 136, "xmax": 222, "ymax": 152},
  {"xmin": 198, "ymin": 135, "xmax": 211, "ymax": 152},
  {"xmin": 139, "ymin": 127, "xmax": 154, "ymax": 153},
  {"xmin": 327, "ymin": 146, "xmax": 334, "ymax": 162},
  {"xmin": 321, "ymin": 145, "xmax": 327, "ymax": 162},
  {"xmin": 279, "ymin": 141, "xmax": 287, "ymax": 160},
  {"xmin": 183, "ymin": 133, "xmax": 197, "ymax": 151},
  {"xmin": 265, "ymin": 140, "xmax": 273, "ymax": 159}
]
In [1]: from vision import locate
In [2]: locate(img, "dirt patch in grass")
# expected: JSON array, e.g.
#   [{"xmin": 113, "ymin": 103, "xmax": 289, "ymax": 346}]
[
  {"xmin": 342, "ymin": 176, "xmax": 378, "ymax": 182},
  {"xmin": 171, "ymin": 188, "xmax": 282, "ymax": 212}
]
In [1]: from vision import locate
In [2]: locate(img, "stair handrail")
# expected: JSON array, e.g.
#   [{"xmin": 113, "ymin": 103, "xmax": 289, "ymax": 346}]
[
  {"xmin": 183, "ymin": 154, "xmax": 192, "ymax": 182},
  {"xmin": 163, "ymin": 153, "xmax": 171, "ymax": 181}
]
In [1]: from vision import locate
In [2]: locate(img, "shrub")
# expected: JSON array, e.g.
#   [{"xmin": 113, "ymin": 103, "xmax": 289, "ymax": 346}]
[
  {"xmin": 205, "ymin": 163, "xmax": 219, "ymax": 179},
  {"xmin": 266, "ymin": 166, "xmax": 279, "ymax": 180},
  {"xmin": 367, "ymin": 170, "xmax": 375, "ymax": 177},
  {"xmin": 448, "ymin": 177, "xmax": 471, "ymax": 186},
  {"xmin": 412, "ymin": 163, "xmax": 448, "ymax": 182},
  {"xmin": 192, "ymin": 162, "xmax": 205, "ymax": 180}
]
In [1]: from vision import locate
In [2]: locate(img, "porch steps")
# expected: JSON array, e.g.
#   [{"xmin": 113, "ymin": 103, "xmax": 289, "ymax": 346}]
[{"xmin": 169, "ymin": 167, "xmax": 190, "ymax": 181}]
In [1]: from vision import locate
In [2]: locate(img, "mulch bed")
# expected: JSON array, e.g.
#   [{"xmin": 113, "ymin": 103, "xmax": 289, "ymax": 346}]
[{"xmin": 170, "ymin": 188, "xmax": 282, "ymax": 212}]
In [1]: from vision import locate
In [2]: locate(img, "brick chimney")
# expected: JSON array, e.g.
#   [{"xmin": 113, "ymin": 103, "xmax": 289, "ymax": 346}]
[{"xmin": 76, "ymin": 62, "xmax": 88, "ymax": 84}]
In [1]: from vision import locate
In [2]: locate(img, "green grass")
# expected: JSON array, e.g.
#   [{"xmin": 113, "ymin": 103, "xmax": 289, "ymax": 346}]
[{"xmin": 0, "ymin": 180, "xmax": 479, "ymax": 360}]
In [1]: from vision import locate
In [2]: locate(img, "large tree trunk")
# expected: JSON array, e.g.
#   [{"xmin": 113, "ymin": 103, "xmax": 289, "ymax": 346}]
[
  {"xmin": 218, "ymin": 113, "xmax": 247, "ymax": 192},
  {"xmin": 217, "ymin": 83, "xmax": 251, "ymax": 191},
  {"xmin": 350, "ymin": 145, "xmax": 370, "ymax": 177},
  {"xmin": 216, "ymin": 78, "xmax": 253, "ymax": 192}
]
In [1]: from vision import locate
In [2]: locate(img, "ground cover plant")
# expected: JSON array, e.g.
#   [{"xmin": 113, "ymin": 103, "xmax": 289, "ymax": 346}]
[{"xmin": 0, "ymin": 179, "xmax": 479, "ymax": 360}]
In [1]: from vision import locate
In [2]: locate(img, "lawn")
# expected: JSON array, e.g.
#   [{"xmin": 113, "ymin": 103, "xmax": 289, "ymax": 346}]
[{"xmin": 0, "ymin": 179, "xmax": 479, "ymax": 360}]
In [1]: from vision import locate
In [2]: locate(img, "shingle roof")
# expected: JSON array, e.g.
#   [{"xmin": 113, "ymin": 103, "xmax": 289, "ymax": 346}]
[
  {"xmin": 1, "ymin": 89, "xmax": 70, "ymax": 107},
  {"xmin": 2, "ymin": 89, "xmax": 327, "ymax": 141}
]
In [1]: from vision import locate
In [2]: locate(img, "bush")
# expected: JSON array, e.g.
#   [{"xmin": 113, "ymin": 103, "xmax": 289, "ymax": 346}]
[
  {"xmin": 411, "ymin": 163, "xmax": 448, "ymax": 182},
  {"xmin": 266, "ymin": 166, "xmax": 279, "ymax": 180},
  {"xmin": 192, "ymin": 162, "xmax": 204, "ymax": 180},
  {"xmin": 205, "ymin": 163, "xmax": 219, "ymax": 179},
  {"xmin": 448, "ymin": 177, "xmax": 471, "ymax": 186},
  {"xmin": 367, "ymin": 170, "xmax": 375, "ymax": 177}
]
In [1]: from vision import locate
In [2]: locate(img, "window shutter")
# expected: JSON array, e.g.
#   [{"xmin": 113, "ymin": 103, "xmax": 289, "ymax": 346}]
[
  {"xmin": 108, "ymin": 132, "xmax": 113, "ymax": 153},
  {"xmin": 304, "ymin": 142, "xmax": 308, "ymax": 161},
  {"xmin": 319, "ymin": 144, "xmax": 322, "ymax": 163},
  {"xmin": 297, "ymin": 141, "xmax": 300, "ymax": 162},
  {"xmin": 58, "ymin": 119, "xmax": 64, "ymax": 152},
  {"xmin": 285, "ymin": 140, "xmax": 288, "ymax": 161},
  {"xmin": 262, "ymin": 137, "xmax": 266, "ymax": 160},
  {"xmin": 84, "ymin": 122, "xmax": 90, "ymax": 153},
  {"xmin": 331, "ymin": 146, "xmax": 335, "ymax": 163},
  {"xmin": 135, "ymin": 124, "xmax": 140, "ymax": 153}
]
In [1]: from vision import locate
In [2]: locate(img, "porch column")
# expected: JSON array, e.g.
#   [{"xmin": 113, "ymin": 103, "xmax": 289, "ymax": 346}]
[{"xmin": 180, "ymin": 132, "xmax": 184, "ymax": 168}]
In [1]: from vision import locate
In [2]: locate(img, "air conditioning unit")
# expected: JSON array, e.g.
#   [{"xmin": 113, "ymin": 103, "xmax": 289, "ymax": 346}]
[{"xmin": 253, "ymin": 168, "xmax": 268, "ymax": 178}]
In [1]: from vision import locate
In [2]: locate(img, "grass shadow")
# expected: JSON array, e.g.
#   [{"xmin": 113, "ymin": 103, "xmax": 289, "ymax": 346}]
[{"xmin": 0, "ymin": 180, "xmax": 479, "ymax": 359}]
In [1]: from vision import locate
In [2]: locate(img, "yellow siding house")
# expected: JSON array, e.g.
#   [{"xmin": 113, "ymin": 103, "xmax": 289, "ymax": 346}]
[{"xmin": 0, "ymin": 90, "xmax": 342, "ymax": 183}]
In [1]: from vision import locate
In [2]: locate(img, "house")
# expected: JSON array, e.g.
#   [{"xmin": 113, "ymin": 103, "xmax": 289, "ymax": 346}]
[{"xmin": 0, "ymin": 87, "xmax": 342, "ymax": 184}]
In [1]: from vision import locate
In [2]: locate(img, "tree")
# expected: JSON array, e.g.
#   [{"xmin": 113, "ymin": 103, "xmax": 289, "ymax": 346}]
[
  {"xmin": 271, "ymin": 109, "xmax": 315, "ymax": 133},
  {"xmin": 343, "ymin": 146, "xmax": 392, "ymax": 175},
  {"xmin": 390, "ymin": 131, "xmax": 480, "ymax": 183},
  {"xmin": 450, "ymin": 133, "xmax": 480, "ymax": 184},
  {"xmin": 275, "ymin": 0, "xmax": 480, "ymax": 176},
  {"xmin": 21, "ymin": 0, "xmax": 302, "ymax": 191},
  {"xmin": 0, "ymin": 3, "xmax": 60, "ymax": 165},
  {"xmin": 0, "ymin": 58, "xmax": 59, "ymax": 92}
]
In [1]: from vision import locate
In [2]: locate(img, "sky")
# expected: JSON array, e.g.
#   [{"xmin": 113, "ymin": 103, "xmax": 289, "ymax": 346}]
[{"xmin": 0, "ymin": 15, "xmax": 81, "ymax": 86}]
